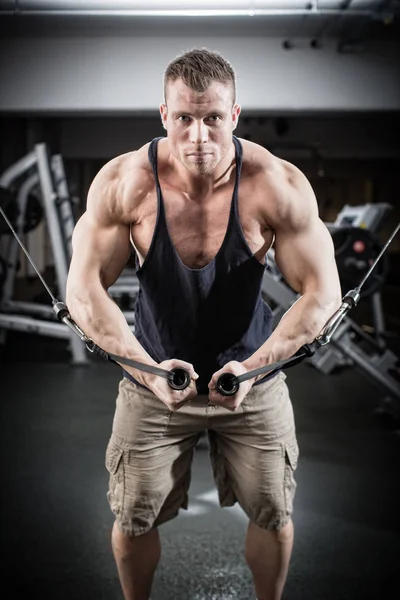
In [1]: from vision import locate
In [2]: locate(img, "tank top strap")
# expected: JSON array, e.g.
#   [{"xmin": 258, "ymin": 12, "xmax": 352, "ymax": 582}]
[
  {"xmin": 231, "ymin": 135, "xmax": 244, "ymax": 220},
  {"xmin": 147, "ymin": 137, "xmax": 168, "ymax": 225},
  {"xmin": 147, "ymin": 137, "xmax": 164, "ymax": 180}
]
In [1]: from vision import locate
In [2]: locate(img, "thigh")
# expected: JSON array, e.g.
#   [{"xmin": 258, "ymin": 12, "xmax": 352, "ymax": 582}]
[
  {"xmin": 209, "ymin": 373, "xmax": 300, "ymax": 529},
  {"xmin": 106, "ymin": 378, "xmax": 201, "ymax": 536},
  {"xmin": 111, "ymin": 377, "xmax": 172, "ymax": 447},
  {"xmin": 241, "ymin": 372, "xmax": 297, "ymax": 442}
]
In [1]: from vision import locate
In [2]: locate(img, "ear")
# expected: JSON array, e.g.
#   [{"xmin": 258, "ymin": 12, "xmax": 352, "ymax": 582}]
[
  {"xmin": 160, "ymin": 102, "xmax": 168, "ymax": 130},
  {"xmin": 232, "ymin": 104, "xmax": 241, "ymax": 131}
]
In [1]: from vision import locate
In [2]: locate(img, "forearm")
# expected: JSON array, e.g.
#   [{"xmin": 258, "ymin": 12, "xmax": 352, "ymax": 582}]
[
  {"xmin": 243, "ymin": 291, "xmax": 341, "ymax": 376},
  {"xmin": 66, "ymin": 283, "xmax": 156, "ymax": 385}
]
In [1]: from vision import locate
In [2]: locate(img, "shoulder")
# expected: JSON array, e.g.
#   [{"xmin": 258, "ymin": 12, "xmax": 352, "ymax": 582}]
[
  {"xmin": 238, "ymin": 137, "xmax": 318, "ymax": 229},
  {"xmin": 238, "ymin": 136, "xmax": 313, "ymax": 195},
  {"xmin": 86, "ymin": 142, "xmax": 155, "ymax": 225}
]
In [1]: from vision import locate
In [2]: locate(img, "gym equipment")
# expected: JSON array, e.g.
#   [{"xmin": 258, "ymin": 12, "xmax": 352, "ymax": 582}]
[
  {"xmin": 261, "ymin": 203, "xmax": 400, "ymax": 418},
  {"xmin": 264, "ymin": 203, "xmax": 391, "ymax": 332},
  {"xmin": 0, "ymin": 144, "xmax": 142, "ymax": 365},
  {"xmin": 332, "ymin": 202, "xmax": 392, "ymax": 230},
  {"xmin": 313, "ymin": 202, "xmax": 392, "ymax": 365},
  {"xmin": 329, "ymin": 226, "xmax": 388, "ymax": 298},
  {"xmin": 329, "ymin": 202, "xmax": 391, "ymax": 347},
  {"xmin": 0, "ymin": 144, "xmax": 87, "ymax": 364},
  {"xmin": 0, "ymin": 255, "xmax": 6, "ymax": 292},
  {"xmin": 0, "ymin": 188, "xmax": 43, "ymax": 235}
]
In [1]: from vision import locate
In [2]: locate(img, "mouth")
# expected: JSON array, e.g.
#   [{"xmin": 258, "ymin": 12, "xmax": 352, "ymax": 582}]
[{"xmin": 187, "ymin": 152, "xmax": 212, "ymax": 157}]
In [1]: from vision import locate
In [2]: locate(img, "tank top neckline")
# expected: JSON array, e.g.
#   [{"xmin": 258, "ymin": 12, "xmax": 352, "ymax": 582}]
[{"xmin": 148, "ymin": 136, "xmax": 249, "ymax": 274}]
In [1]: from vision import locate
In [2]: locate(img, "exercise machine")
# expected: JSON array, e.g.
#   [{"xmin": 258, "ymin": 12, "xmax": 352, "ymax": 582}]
[
  {"xmin": 0, "ymin": 144, "xmax": 87, "ymax": 364},
  {"xmin": 262, "ymin": 203, "xmax": 399, "ymax": 418}
]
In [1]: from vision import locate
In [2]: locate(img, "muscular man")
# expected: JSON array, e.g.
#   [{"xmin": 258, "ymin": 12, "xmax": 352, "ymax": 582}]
[{"xmin": 66, "ymin": 48, "xmax": 341, "ymax": 600}]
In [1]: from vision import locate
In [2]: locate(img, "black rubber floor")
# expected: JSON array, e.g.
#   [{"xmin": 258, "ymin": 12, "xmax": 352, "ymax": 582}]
[{"xmin": 1, "ymin": 333, "xmax": 399, "ymax": 600}]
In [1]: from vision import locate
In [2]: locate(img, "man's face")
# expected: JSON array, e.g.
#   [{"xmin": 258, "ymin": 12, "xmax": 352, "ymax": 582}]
[{"xmin": 160, "ymin": 78, "xmax": 241, "ymax": 176}]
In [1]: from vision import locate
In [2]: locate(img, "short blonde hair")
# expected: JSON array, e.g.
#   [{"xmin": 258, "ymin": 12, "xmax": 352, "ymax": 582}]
[{"xmin": 164, "ymin": 48, "xmax": 236, "ymax": 105}]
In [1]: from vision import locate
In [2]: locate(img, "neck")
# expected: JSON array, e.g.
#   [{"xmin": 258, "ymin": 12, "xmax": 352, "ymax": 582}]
[{"xmin": 169, "ymin": 143, "xmax": 236, "ymax": 198}]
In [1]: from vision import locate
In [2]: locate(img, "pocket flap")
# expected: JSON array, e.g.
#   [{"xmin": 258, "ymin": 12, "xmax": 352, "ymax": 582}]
[
  {"xmin": 285, "ymin": 442, "xmax": 299, "ymax": 471},
  {"xmin": 105, "ymin": 440, "xmax": 123, "ymax": 475}
]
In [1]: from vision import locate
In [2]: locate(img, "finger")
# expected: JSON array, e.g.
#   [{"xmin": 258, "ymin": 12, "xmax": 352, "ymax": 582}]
[
  {"xmin": 208, "ymin": 388, "xmax": 219, "ymax": 402},
  {"xmin": 214, "ymin": 400, "xmax": 236, "ymax": 412},
  {"xmin": 209, "ymin": 394, "xmax": 232, "ymax": 410},
  {"xmin": 208, "ymin": 375, "xmax": 219, "ymax": 389},
  {"xmin": 215, "ymin": 394, "xmax": 240, "ymax": 411},
  {"xmin": 174, "ymin": 361, "xmax": 199, "ymax": 380},
  {"xmin": 225, "ymin": 401, "xmax": 240, "ymax": 412}
]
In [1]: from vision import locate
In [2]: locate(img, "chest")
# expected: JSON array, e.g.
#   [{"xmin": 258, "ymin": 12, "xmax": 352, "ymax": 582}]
[{"xmin": 131, "ymin": 183, "xmax": 272, "ymax": 269}]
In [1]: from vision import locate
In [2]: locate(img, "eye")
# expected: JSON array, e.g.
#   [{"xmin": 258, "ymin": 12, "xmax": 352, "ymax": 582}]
[
  {"xmin": 178, "ymin": 115, "xmax": 191, "ymax": 122},
  {"xmin": 207, "ymin": 115, "xmax": 222, "ymax": 122}
]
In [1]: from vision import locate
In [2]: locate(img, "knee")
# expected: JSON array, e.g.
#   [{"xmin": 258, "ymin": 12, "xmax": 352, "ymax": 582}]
[
  {"xmin": 111, "ymin": 520, "xmax": 152, "ymax": 557},
  {"xmin": 247, "ymin": 518, "xmax": 294, "ymax": 547},
  {"xmin": 274, "ymin": 519, "xmax": 293, "ymax": 544},
  {"xmin": 111, "ymin": 520, "xmax": 135, "ymax": 553},
  {"xmin": 111, "ymin": 520, "xmax": 161, "ymax": 558}
]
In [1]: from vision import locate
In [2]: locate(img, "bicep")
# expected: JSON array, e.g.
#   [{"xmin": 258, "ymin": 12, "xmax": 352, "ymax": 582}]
[
  {"xmin": 67, "ymin": 212, "xmax": 131, "ymax": 296},
  {"xmin": 273, "ymin": 217, "xmax": 341, "ymax": 299}
]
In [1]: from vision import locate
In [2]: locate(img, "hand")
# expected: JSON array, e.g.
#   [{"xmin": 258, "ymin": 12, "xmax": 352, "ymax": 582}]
[
  {"xmin": 208, "ymin": 361, "xmax": 255, "ymax": 412},
  {"xmin": 145, "ymin": 358, "xmax": 199, "ymax": 411}
]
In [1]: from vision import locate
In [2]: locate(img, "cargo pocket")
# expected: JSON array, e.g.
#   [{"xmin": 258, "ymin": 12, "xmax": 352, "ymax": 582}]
[
  {"xmin": 283, "ymin": 441, "xmax": 299, "ymax": 515},
  {"xmin": 105, "ymin": 439, "xmax": 124, "ymax": 517}
]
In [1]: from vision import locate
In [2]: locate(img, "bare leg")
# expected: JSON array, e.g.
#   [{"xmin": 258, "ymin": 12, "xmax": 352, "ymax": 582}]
[
  {"xmin": 111, "ymin": 521, "xmax": 161, "ymax": 600},
  {"xmin": 245, "ymin": 519, "xmax": 294, "ymax": 600}
]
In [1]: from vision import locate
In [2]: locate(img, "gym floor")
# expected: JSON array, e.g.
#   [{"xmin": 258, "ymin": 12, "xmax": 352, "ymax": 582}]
[{"xmin": 1, "ymin": 323, "xmax": 399, "ymax": 600}]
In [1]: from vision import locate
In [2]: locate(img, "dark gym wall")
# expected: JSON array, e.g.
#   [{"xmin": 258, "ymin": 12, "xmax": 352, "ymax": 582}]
[
  {"xmin": 1, "ymin": 114, "xmax": 399, "ymax": 269},
  {"xmin": 2, "ymin": 114, "xmax": 399, "ymax": 250}
]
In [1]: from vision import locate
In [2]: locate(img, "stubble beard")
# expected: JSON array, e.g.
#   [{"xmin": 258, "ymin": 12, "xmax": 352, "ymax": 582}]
[{"xmin": 180, "ymin": 152, "xmax": 219, "ymax": 176}]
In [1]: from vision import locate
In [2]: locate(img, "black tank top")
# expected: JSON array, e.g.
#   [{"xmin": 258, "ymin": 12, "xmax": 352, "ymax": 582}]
[{"xmin": 123, "ymin": 136, "xmax": 274, "ymax": 394}]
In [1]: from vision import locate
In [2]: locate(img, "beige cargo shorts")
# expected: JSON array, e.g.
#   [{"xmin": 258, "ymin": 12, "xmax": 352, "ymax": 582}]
[{"xmin": 105, "ymin": 371, "xmax": 299, "ymax": 537}]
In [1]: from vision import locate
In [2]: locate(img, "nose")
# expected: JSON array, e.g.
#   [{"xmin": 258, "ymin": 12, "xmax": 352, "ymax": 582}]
[{"xmin": 188, "ymin": 120, "xmax": 209, "ymax": 145}]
